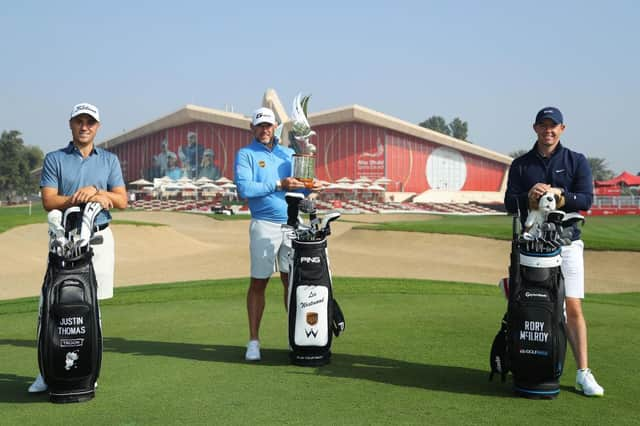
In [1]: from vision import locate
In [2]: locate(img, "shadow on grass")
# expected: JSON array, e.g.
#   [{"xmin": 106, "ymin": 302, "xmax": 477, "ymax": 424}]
[
  {"xmin": 1, "ymin": 337, "xmax": 512, "ymax": 399},
  {"xmin": 0, "ymin": 373, "xmax": 49, "ymax": 404}
]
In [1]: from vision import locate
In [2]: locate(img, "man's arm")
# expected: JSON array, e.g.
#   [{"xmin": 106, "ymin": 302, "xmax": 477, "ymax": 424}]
[
  {"xmin": 41, "ymin": 186, "xmax": 127, "ymax": 211},
  {"xmin": 564, "ymin": 154, "xmax": 593, "ymax": 212},
  {"xmin": 234, "ymin": 150, "xmax": 277, "ymax": 199},
  {"xmin": 504, "ymin": 162, "xmax": 529, "ymax": 214}
]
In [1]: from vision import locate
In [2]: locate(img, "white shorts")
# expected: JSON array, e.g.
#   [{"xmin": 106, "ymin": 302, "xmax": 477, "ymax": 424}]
[
  {"xmin": 93, "ymin": 227, "xmax": 115, "ymax": 300},
  {"xmin": 561, "ymin": 239, "xmax": 584, "ymax": 299},
  {"xmin": 249, "ymin": 219, "xmax": 291, "ymax": 279}
]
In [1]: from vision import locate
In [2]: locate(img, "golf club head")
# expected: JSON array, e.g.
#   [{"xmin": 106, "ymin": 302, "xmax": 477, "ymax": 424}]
[
  {"xmin": 299, "ymin": 198, "xmax": 316, "ymax": 214},
  {"xmin": 47, "ymin": 210, "xmax": 64, "ymax": 238},
  {"xmin": 546, "ymin": 210, "xmax": 566, "ymax": 225},
  {"xmin": 562, "ymin": 212, "xmax": 585, "ymax": 228},
  {"xmin": 320, "ymin": 211, "xmax": 341, "ymax": 234},
  {"xmin": 89, "ymin": 235, "xmax": 104, "ymax": 245},
  {"xmin": 81, "ymin": 202, "xmax": 104, "ymax": 243}
]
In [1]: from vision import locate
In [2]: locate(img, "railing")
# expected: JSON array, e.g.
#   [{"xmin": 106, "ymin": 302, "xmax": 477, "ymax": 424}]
[{"xmin": 593, "ymin": 195, "xmax": 640, "ymax": 208}]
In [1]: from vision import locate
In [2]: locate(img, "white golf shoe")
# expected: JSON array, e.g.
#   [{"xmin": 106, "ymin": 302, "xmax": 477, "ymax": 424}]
[
  {"xmin": 576, "ymin": 368, "xmax": 604, "ymax": 397},
  {"xmin": 28, "ymin": 374, "xmax": 48, "ymax": 393},
  {"xmin": 245, "ymin": 340, "xmax": 261, "ymax": 361}
]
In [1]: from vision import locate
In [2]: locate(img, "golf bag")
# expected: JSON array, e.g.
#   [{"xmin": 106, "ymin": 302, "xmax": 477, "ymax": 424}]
[
  {"xmin": 490, "ymin": 211, "xmax": 577, "ymax": 398},
  {"xmin": 37, "ymin": 203, "xmax": 103, "ymax": 403},
  {"xmin": 285, "ymin": 193, "xmax": 345, "ymax": 366}
]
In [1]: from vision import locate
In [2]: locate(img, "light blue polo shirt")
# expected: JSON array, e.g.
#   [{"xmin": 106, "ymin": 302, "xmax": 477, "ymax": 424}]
[
  {"xmin": 40, "ymin": 142, "xmax": 125, "ymax": 226},
  {"xmin": 235, "ymin": 137, "xmax": 305, "ymax": 223}
]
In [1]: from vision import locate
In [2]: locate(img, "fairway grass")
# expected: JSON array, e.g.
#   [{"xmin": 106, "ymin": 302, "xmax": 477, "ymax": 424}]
[
  {"xmin": 1, "ymin": 278, "xmax": 638, "ymax": 425},
  {"xmin": 356, "ymin": 215, "xmax": 640, "ymax": 251}
]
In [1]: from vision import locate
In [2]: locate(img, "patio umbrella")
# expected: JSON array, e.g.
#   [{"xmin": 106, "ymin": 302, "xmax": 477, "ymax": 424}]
[
  {"xmin": 215, "ymin": 177, "xmax": 233, "ymax": 184},
  {"xmin": 374, "ymin": 177, "xmax": 392, "ymax": 185},
  {"xmin": 200, "ymin": 183, "xmax": 223, "ymax": 191},
  {"xmin": 195, "ymin": 176, "xmax": 215, "ymax": 185},
  {"xmin": 355, "ymin": 176, "xmax": 372, "ymax": 183},
  {"xmin": 129, "ymin": 178, "xmax": 152, "ymax": 186},
  {"xmin": 367, "ymin": 184, "xmax": 386, "ymax": 191}
]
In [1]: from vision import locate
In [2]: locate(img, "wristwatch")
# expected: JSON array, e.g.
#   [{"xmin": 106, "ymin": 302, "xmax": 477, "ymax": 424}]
[{"xmin": 276, "ymin": 180, "xmax": 282, "ymax": 191}]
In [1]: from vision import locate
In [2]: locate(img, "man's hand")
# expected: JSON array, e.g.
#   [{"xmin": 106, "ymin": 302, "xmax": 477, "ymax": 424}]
[
  {"xmin": 311, "ymin": 179, "xmax": 326, "ymax": 192},
  {"xmin": 528, "ymin": 183, "xmax": 551, "ymax": 202},
  {"xmin": 70, "ymin": 186, "xmax": 99, "ymax": 205},
  {"xmin": 280, "ymin": 177, "xmax": 305, "ymax": 190},
  {"xmin": 89, "ymin": 193, "xmax": 114, "ymax": 210}
]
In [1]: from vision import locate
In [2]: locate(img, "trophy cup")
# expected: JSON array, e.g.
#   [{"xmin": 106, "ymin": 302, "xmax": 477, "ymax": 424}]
[{"xmin": 289, "ymin": 93, "xmax": 316, "ymax": 189}]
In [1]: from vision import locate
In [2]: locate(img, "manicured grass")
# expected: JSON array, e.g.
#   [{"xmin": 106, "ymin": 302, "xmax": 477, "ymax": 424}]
[
  {"xmin": 0, "ymin": 205, "xmax": 163, "ymax": 233},
  {"xmin": 0, "ymin": 204, "xmax": 47, "ymax": 233},
  {"xmin": 356, "ymin": 215, "xmax": 640, "ymax": 251},
  {"xmin": 1, "ymin": 278, "xmax": 637, "ymax": 424}
]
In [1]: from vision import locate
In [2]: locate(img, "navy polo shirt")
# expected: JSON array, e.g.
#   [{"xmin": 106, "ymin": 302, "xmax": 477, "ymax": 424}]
[
  {"xmin": 504, "ymin": 142, "xmax": 593, "ymax": 240},
  {"xmin": 40, "ymin": 142, "xmax": 125, "ymax": 226}
]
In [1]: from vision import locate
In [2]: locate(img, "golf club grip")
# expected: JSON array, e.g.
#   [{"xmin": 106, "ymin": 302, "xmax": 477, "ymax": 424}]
[{"xmin": 287, "ymin": 200, "xmax": 300, "ymax": 227}]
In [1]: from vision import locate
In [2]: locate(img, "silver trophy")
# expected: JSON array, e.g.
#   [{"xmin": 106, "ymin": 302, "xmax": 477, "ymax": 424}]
[{"xmin": 289, "ymin": 93, "xmax": 316, "ymax": 188}]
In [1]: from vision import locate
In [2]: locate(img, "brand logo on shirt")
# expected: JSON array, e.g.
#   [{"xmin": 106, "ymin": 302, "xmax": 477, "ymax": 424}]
[
  {"xmin": 555, "ymin": 169, "xmax": 565, "ymax": 173},
  {"xmin": 258, "ymin": 160, "xmax": 266, "ymax": 168}
]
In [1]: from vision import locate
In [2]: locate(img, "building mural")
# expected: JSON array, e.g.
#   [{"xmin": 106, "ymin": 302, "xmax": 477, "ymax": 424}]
[{"xmin": 108, "ymin": 122, "xmax": 252, "ymax": 183}]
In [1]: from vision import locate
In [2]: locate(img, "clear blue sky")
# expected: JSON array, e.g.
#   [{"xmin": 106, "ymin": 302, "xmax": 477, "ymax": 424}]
[{"xmin": 2, "ymin": 1, "xmax": 638, "ymax": 174}]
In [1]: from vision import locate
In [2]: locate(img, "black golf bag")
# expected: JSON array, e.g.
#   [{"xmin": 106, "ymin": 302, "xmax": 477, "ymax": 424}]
[
  {"xmin": 37, "ymin": 203, "xmax": 103, "ymax": 403},
  {"xmin": 285, "ymin": 193, "xmax": 345, "ymax": 366},
  {"xmin": 490, "ymin": 213, "xmax": 569, "ymax": 398}
]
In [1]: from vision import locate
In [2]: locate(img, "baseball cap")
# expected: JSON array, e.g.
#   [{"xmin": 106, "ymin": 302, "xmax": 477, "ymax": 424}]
[
  {"xmin": 535, "ymin": 107, "xmax": 563, "ymax": 125},
  {"xmin": 252, "ymin": 107, "xmax": 276, "ymax": 126},
  {"xmin": 70, "ymin": 103, "xmax": 100, "ymax": 122}
]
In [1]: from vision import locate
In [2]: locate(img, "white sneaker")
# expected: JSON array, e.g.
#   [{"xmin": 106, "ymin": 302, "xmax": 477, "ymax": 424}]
[
  {"xmin": 245, "ymin": 340, "xmax": 261, "ymax": 361},
  {"xmin": 576, "ymin": 368, "xmax": 604, "ymax": 397},
  {"xmin": 28, "ymin": 374, "xmax": 48, "ymax": 393}
]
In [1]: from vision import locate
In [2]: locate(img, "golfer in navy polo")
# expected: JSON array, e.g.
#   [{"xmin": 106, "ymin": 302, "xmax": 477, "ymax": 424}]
[{"xmin": 505, "ymin": 107, "xmax": 604, "ymax": 397}]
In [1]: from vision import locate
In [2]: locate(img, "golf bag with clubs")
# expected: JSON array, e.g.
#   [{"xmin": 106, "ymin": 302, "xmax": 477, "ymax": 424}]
[
  {"xmin": 284, "ymin": 193, "xmax": 345, "ymax": 366},
  {"xmin": 490, "ymin": 207, "xmax": 583, "ymax": 398},
  {"xmin": 37, "ymin": 202, "xmax": 104, "ymax": 403}
]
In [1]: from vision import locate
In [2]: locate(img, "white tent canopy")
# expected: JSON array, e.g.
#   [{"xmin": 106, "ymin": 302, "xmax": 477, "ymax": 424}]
[
  {"xmin": 215, "ymin": 177, "xmax": 233, "ymax": 184},
  {"xmin": 129, "ymin": 178, "xmax": 153, "ymax": 186},
  {"xmin": 374, "ymin": 177, "xmax": 392, "ymax": 184},
  {"xmin": 195, "ymin": 177, "xmax": 215, "ymax": 185},
  {"xmin": 367, "ymin": 184, "xmax": 386, "ymax": 191}
]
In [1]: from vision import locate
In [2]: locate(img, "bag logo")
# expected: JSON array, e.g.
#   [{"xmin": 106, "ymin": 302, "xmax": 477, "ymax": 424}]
[
  {"xmin": 301, "ymin": 256, "xmax": 321, "ymax": 264},
  {"xmin": 305, "ymin": 328, "xmax": 318, "ymax": 338},
  {"xmin": 306, "ymin": 312, "xmax": 318, "ymax": 325},
  {"xmin": 64, "ymin": 351, "xmax": 79, "ymax": 370}
]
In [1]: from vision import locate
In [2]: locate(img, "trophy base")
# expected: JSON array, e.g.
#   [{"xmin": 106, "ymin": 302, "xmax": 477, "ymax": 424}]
[{"xmin": 297, "ymin": 177, "xmax": 314, "ymax": 189}]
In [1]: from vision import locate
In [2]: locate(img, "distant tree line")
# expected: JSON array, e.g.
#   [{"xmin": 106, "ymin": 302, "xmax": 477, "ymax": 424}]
[
  {"xmin": 419, "ymin": 116, "xmax": 470, "ymax": 142},
  {"xmin": 0, "ymin": 130, "xmax": 43, "ymax": 203}
]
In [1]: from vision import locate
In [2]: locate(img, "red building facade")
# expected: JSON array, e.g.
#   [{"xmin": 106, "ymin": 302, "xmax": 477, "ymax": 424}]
[{"xmin": 103, "ymin": 103, "xmax": 510, "ymax": 195}]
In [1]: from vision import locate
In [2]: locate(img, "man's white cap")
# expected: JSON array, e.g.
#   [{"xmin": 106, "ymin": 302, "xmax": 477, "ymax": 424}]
[
  {"xmin": 252, "ymin": 107, "xmax": 276, "ymax": 126},
  {"xmin": 70, "ymin": 103, "xmax": 100, "ymax": 122}
]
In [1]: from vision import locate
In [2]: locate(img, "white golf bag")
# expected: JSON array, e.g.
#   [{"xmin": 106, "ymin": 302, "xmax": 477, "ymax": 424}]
[
  {"xmin": 285, "ymin": 193, "xmax": 345, "ymax": 366},
  {"xmin": 37, "ymin": 203, "xmax": 104, "ymax": 403}
]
